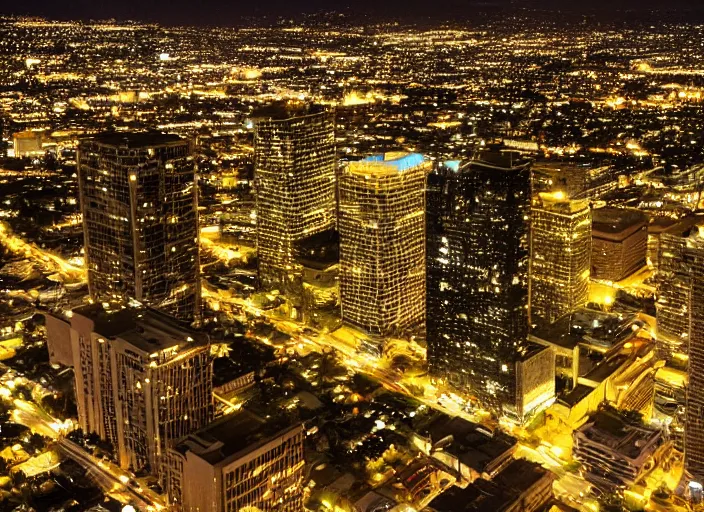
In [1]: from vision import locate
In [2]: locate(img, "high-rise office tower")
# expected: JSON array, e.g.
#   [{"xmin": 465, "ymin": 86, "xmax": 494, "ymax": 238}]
[
  {"xmin": 427, "ymin": 152, "xmax": 532, "ymax": 412},
  {"xmin": 532, "ymin": 162, "xmax": 590, "ymax": 199},
  {"xmin": 656, "ymin": 216, "xmax": 704, "ymax": 360},
  {"xmin": 339, "ymin": 153, "xmax": 428, "ymax": 336},
  {"xmin": 530, "ymin": 192, "xmax": 591, "ymax": 325},
  {"xmin": 77, "ymin": 132, "xmax": 200, "ymax": 323},
  {"xmin": 254, "ymin": 104, "xmax": 336, "ymax": 290},
  {"xmin": 591, "ymin": 207, "xmax": 648, "ymax": 282},
  {"xmin": 683, "ymin": 227, "xmax": 704, "ymax": 483},
  {"xmin": 45, "ymin": 304, "xmax": 213, "ymax": 481},
  {"xmin": 170, "ymin": 411, "xmax": 305, "ymax": 511},
  {"xmin": 0, "ymin": 117, "xmax": 5, "ymax": 158}
]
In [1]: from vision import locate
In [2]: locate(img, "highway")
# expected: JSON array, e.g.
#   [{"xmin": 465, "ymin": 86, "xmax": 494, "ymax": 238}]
[
  {"xmin": 1, "ymin": 367, "xmax": 163, "ymax": 511},
  {"xmin": 204, "ymin": 281, "xmax": 491, "ymax": 423}
]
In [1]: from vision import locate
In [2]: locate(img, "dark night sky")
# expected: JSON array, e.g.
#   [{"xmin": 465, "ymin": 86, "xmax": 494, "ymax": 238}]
[{"xmin": 1, "ymin": 0, "xmax": 703, "ymax": 26}]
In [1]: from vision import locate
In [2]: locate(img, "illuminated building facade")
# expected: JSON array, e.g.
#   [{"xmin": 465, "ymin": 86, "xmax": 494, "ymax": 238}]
[
  {"xmin": 656, "ymin": 216, "xmax": 704, "ymax": 359},
  {"xmin": 426, "ymin": 152, "xmax": 533, "ymax": 414},
  {"xmin": 530, "ymin": 193, "xmax": 591, "ymax": 325},
  {"xmin": 45, "ymin": 304, "xmax": 213, "ymax": 482},
  {"xmin": 338, "ymin": 153, "xmax": 428, "ymax": 336},
  {"xmin": 515, "ymin": 345, "xmax": 556, "ymax": 420},
  {"xmin": 170, "ymin": 411, "xmax": 305, "ymax": 512},
  {"xmin": 532, "ymin": 162, "xmax": 618, "ymax": 200},
  {"xmin": 648, "ymin": 217, "xmax": 680, "ymax": 269},
  {"xmin": 684, "ymin": 229, "xmax": 704, "ymax": 483},
  {"xmin": 254, "ymin": 105, "xmax": 336, "ymax": 290},
  {"xmin": 573, "ymin": 408, "xmax": 665, "ymax": 490},
  {"xmin": 77, "ymin": 132, "xmax": 201, "ymax": 323},
  {"xmin": 12, "ymin": 129, "xmax": 44, "ymax": 157},
  {"xmin": 532, "ymin": 162, "xmax": 589, "ymax": 199},
  {"xmin": 591, "ymin": 207, "xmax": 647, "ymax": 282}
]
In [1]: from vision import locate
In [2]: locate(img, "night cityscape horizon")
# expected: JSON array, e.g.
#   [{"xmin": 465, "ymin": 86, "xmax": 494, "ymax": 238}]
[{"xmin": 0, "ymin": 5, "xmax": 703, "ymax": 512}]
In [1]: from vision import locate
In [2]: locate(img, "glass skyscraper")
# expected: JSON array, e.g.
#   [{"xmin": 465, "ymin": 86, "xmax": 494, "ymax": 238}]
[
  {"xmin": 77, "ymin": 132, "xmax": 201, "ymax": 323},
  {"xmin": 530, "ymin": 193, "xmax": 591, "ymax": 325},
  {"xmin": 426, "ymin": 151, "xmax": 532, "ymax": 412},
  {"xmin": 254, "ymin": 104, "xmax": 336, "ymax": 291},
  {"xmin": 339, "ymin": 153, "xmax": 428, "ymax": 336},
  {"xmin": 684, "ymin": 228, "xmax": 704, "ymax": 484}
]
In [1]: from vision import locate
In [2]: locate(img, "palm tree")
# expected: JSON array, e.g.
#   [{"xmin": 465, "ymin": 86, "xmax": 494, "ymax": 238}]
[{"xmin": 315, "ymin": 352, "xmax": 345, "ymax": 385}]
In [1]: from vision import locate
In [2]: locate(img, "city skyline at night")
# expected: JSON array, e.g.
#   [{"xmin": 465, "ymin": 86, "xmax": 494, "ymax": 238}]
[{"xmin": 0, "ymin": 6, "xmax": 703, "ymax": 512}]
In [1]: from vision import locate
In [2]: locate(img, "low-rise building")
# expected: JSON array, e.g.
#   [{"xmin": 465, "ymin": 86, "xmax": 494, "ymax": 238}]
[
  {"xmin": 413, "ymin": 416, "xmax": 516, "ymax": 484},
  {"xmin": 12, "ymin": 130, "xmax": 44, "ymax": 157},
  {"xmin": 169, "ymin": 410, "xmax": 305, "ymax": 512},
  {"xmin": 428, "ymin": 459, "xmax": 555, "ymax": 512},
  {"xmin": 573, "ymin": 407, "xmax": 665, "ymax": 489}
]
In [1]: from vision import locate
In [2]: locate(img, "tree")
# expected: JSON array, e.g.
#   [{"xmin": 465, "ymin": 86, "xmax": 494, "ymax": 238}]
[
  {"xmin": 25, "ymin": 433, "xmax": 45, "ymax": 454},
  {"xmin": 11, "ymin": 469, "xmax": 27, "ymax": 488},
  {"xmin": 314, "ymin": 352, "xmax": 346, "ymax": 385}
]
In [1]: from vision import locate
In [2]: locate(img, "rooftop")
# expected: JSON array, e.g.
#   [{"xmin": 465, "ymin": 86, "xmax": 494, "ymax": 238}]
[
  {"xmin": 517, "ymin": 341, "xmax": 551, "ymax": 362},
  {"xmin": 536, "ymin": 192, "xmax": 590, "ymax": 214},
  {"xmin": 533, "ymin": 160, "xmax": 594, "ymax": 171},
  {"xmin": 647, "ymin": 215, "xmax": 681, "ymax": 235},
  {"xmin": 581, "ymin": 354, "xmax": 629, "ymax": 384},
  {"xmin": 425, "ymin": 416, "xmax": 516, "ymax": 473},
  {"xmin": 13, "ymin": 130, "xmax": 42, "ymax": 139},
  {"xmin": 252, "ymin": 102, "xmax": 329, "ymax": 121},
  {"xmin": 576, "ymin": 408, "xmax": 661, "ymax": 460},
  {"xmin": 494, "ymin": 458, "xmax": 554, "ymax": 495},
  {"xmin": 443, "ymin": 160, "xmax": 461, "ymax": 171},
  {"xmin": 530, "ymin": 307, "xmax": 637, "ymax": 351},
  {"xmin": 429, "ymin": 459, "xmax": 552, "ymax": 512},
  {"xmin": 71, "ymin": 304, "xmax": 207, "ymax": 354},
  {"xmin": 173, "ymin": 410, "xmax": 302, "ymax": 467},
  {"xmin": 559, "ymin": 383, "xmax": 596, "ymax": 408},
  {"xmin": 87, "ymin": 131, "xmax": 184, "ymax": 148},
  {"xmin": 430, "ymin": 479, "xmax": 514, "ymax": 512},
  {"xmin": 661, "ymin": 214, "xmax": 704, "ymax": 239},
  {"xmin": 592, "ymin": 207, "xmax": 648, "ymax": 240},
  {"xmin": 349, "ymin": 152, "xmax": 426, "ymax": 174},
  {"xmin": 465, "ymin": 150, "xmax": 532, "ymax": 172}
]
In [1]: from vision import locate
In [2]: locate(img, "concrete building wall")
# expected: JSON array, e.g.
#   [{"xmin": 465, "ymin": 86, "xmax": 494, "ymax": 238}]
[
  {"xmin": 591, "ymin": 231, "xmax": 647, "ymax": 281},
  {"xmin": 181, "ymin": 452, "xmax": 220, "ymax": 512},
  {"xmin": 176, "ymin": 423, "xmax": 305, "ymax": 512},
  {"xmin": 44, "ymin": 314, "xmax": 73, "ymax": 366},
  {"xmin": 45, "ymin": 305, "xmax": 213, "ymax": 484},
  {"xmin": 515, "ymin": 346, "xmax": 556, "ymax": 420}
]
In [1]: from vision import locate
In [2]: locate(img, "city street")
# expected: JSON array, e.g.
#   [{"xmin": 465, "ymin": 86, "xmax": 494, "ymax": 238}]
[{"xmin": 0, "ymin": 215, "xmax": 674, "ymax": 511}]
